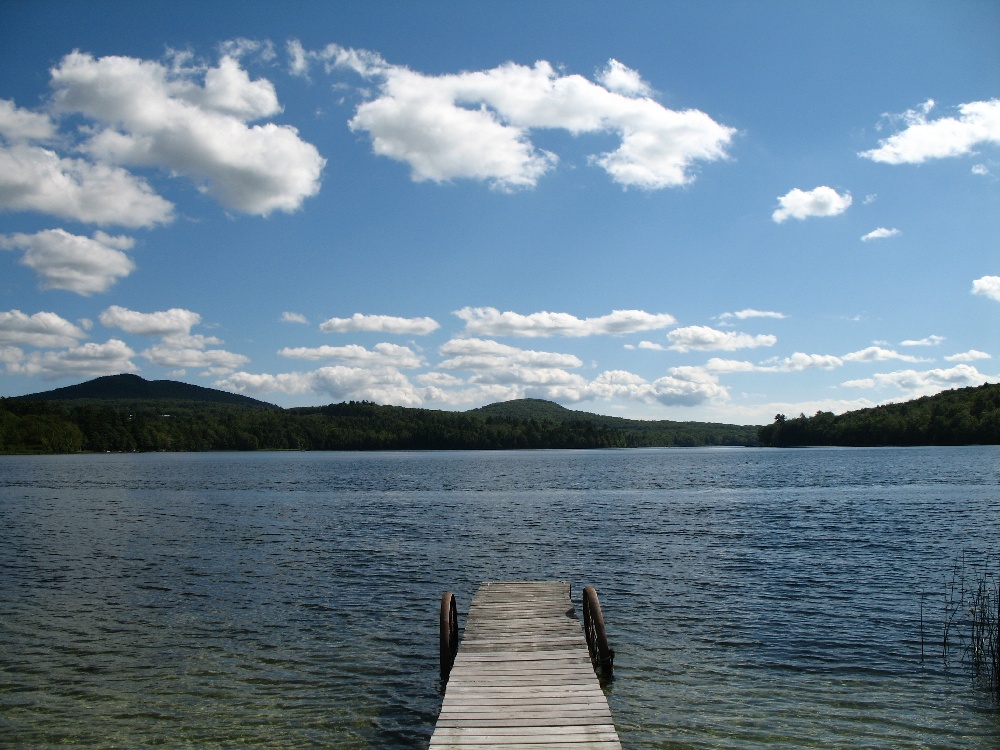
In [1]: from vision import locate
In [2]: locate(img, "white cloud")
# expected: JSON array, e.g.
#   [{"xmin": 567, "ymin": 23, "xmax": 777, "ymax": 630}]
[
  {"xmin": 842, "ymin": 346, "xmax": 924, "ymax": 363},
  {"xmin": 312, "ymin": 44, "xmax": 734, "ymax": 190},
  {"xmin": 437, "ymin": 338, "xmax": 582, "ymax": 370},
  {"xmin": 861, "ymin": 227, "xmax": 901, "ymax": 241},
  {"xmin": 455, "ymin": 307, "xmax": 676, "ymax": 337},
  {"xmin": 0, "ymin": 98, "xmax": 56, "ymax": 141},
  {"xmin": 900, "ymin": 335, "xmax": 944, "ymax": 347},
  {"xmin": 0, "ymin": 345, "xmax": 24, "ymax": 364},
  {"xmin": 278, "ymin": 342, "xmax": 423, "ymax": 368},
  {"xmin": 972, "ymin": 164, "xmax": 991, "ymax": 176},
  {"xmin": 635, "ymin": 340, "xmax": 665, "ymax": 350},
  {"xmin": 9, "ymin": 338, "xmax": 138, "ymax": 379},
  {"xmin": 703, "ymin": 358, "xmax": 760, "ymax": 373},
  {"xmin": 1, "ymin": 229, "xmax": 135, "ymax": 294},
  {"xmin": 0, "ymin": 143, "xmax": 174, "ymax": 227},
  {"xmin": 842, "ymin": 364, "xmax": 996, "ymax": 397},
  {"xmin": 667, "ymin": 325, "xmax": 776, "ymax": 352},
  {"xmin": 281, "ymin": 312, "xmax": 308, "ymax": 324},
  {"xmin": 141, "ymin": 343, "xmax": 248, "ymax": 372},
  {"xmin": 649, "ymin": 366, "xmax": 729, "ymax": 406},
  {"xmin": 972, "ymin": 275, "xmax": 1000, "ymax": 302},
  {"xmin": 944, "ymin": 350, "xmax": 991, "ymax": 362},
  {"xmin": 859, "ymin": 99, "xmax": 1000, "ymax": 164},
  {"xmin": 595, "ymin": 59, "xmax": 652, "ymax": 97},
  {"xmin": 777, "ymin": 352, "xmax": 844, "ymax": 371},
  {"xmin": 319, "ymin": 312, "xmax": 440, "ymax": 335},
  {"xmin": 217, "ymin": 365, "xmax": 424, "ymax": 406},
  {"xmin": 0, "ymin": 309, "xmax": 87, "ymax": 347},
  {"xmin": 100, "ymin": 306, "xmax": 201, "ymax": 337},
  {"xmin": 717, "ymin": 308, "xmax": 786, "ymax": 321},
  {"xmin": 772, "ymin": 186, "xmax": 852, "ymax": 223},
  {"xmin": 50, "ymin": 51, "xmax": 325, "ymax": 215}
]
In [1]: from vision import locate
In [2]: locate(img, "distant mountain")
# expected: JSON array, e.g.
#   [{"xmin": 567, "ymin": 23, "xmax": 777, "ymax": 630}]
[
  {"xmin": 11, "ymin": 373, "xmax": 278, "ymax": 409},
  {"xmin": 2, "ymin": 378, "xmax": 759, "ymax": 454},
  {"xmin": 471, "ymin": 398, "xmax": 581, "ymax": 421}
]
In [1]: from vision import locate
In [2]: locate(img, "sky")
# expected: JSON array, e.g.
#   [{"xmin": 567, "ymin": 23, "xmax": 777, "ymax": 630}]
[{"xmin": 0, "ymin": 1, "xmax": 998, "ymax": 424}]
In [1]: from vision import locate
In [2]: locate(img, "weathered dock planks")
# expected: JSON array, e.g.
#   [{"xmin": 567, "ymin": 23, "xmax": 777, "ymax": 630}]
[{"xmin": 430, "ymin": 581, "xmax": 621, "ymax": 749}]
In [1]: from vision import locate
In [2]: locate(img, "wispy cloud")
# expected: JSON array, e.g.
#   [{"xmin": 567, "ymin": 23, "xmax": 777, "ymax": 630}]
[
  {"xmin": 861, "ymin": 227, "xmax": 901, "ymax": 242},
  {"xmin": 900, "ymin": 335, "xmax": 944, "ymax": 347}
]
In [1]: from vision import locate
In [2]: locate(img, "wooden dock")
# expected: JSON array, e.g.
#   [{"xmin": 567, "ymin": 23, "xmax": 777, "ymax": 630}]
[{"xmin": 429, "ymin": 581, "xmax": 621, "ymax": 749}]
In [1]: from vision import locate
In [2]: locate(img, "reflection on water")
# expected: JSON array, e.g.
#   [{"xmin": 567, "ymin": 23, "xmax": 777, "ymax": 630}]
[{"xmin": 1, "ymin": 447, "xmax": 998, "ymax": 748}]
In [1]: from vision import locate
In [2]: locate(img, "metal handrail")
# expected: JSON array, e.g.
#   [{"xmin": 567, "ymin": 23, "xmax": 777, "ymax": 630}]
[
  {"xmin": 582, "ymin": 585, "xmax": 614, "ymax": 680},
  {"xmin": 440, "ymin": 592, "xmax": 459, "ymax": 680}
]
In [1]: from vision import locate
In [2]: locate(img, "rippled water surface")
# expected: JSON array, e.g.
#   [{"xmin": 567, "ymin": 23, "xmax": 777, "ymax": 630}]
[{"xmin": 2, "ymin": 447, "xmax": 998, "ymax": 748}]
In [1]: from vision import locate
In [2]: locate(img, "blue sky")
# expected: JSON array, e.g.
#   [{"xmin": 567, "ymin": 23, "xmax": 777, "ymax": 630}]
[{"xmin": 1, "ymin": 1, "xmax": 998, "ymax": 424}]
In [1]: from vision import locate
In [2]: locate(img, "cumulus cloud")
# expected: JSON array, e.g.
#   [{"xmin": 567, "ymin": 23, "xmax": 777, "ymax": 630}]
[
  {"xmin": 9, "ymin": 338, "xmax": 138, "ymax": 379},
  {"xmin": 772, "ymin": 186, "xmax": 852, "ymax": 223},
  {"xmin": 777, "ymin": 352, "xmax": 844, "ymax": 371},
  {"xmin": 455, "ymin": 307, "xmax": 676, "ymax": 337},
  {"xmin": 595, "ymin": 59, "xmax": 652, "ymax": 97},
  {"xmin": 945, "ymin": 350, "xmax": 991, "ymax": 362},
  {"xmin": 0, "ymin": 345, "xmax": 23, "ymax": 364},
  {"xmin": 437, "ymin": 338, "xmax": 582, "ymax": 370},
  {"xmin": 0, "ymin": 309, "xmax": 87, "ymax": 347},
  {"xmin": 0, "ymin": 98, "xmax": 56, "ymax": 141},
  {"xmin": 100, "ymin": 305, "xmax": 201, "ymax": 337},
  {"xmin": 1, "ymin": 229, "xmax": 135, "ymax": 294},
  {"xmin": 717, "ymin": 308, "xmax": 786, "ymax": 321},
  {"xmin": 859, "ymin": 99, "xmax": 1000, "ymax": 164},
  {"xmin": 304, "ymin": 43, "xmax": 735, "ymax": 190},
  {"xmin": 278, "ymin": 342, "xmax": 423, "ymax": 368},
  {"xmin": 842, "ymin": 346, "xmax": 924, "ymax": 363},
  {"xmin": 900, "ymin": 335, "xmax": 944, "ymax": 347},
  {"xmin": 0, "ymin": 143, "xmax": 174, "ymax": 227},
  {"xmin": 50, "ymin": 51, "xmax": 324, "ymax": 215},
  {"xmin": 972, "ymin": 275, "xmax": 1000, "ymax": 302},
  {"xmin": 667, "ymin": 325, "xmax": 776, "ymax": 352},
  {"xmin": 648, "ymin": 366, "xmax": 730, "ymax": 406},
  {"xmin": 141, "ymin": 343, "xmax": 248, "ymax": 372},
  {"xmin": 842, "ymin": 364, "xmax": 996, "ymax": 397},
  {"xmin": 861, "ymin": 227, "xmax": 901, "ymax": 241},
  {"xmin": 319, "ymin": 312, "xmax": 440, "ymax": 335},
  {"xmin": 217, "ymin": 365, "xmax": 424, "ymax": 406}
]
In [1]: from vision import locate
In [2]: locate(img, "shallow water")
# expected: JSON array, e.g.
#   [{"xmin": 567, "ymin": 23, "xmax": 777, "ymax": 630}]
[{"xmin": 1, "ymin": 447, "xmax": 998, "ymax": 748}]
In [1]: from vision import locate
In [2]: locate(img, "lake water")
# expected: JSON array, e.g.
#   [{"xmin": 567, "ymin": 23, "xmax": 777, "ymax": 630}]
[{"xmin": 1, "ymin": 447, "xmax": 998, "ymax": 748}]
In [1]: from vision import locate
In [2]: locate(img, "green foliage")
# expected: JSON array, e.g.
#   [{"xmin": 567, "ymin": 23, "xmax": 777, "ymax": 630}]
[
  {"xmin": 758, "ymin": 383, "xmax": 1000, "ymax": 447},
  {"xmin": 0, "ymin": 395, "xmax": 759, "ymax": 454}
]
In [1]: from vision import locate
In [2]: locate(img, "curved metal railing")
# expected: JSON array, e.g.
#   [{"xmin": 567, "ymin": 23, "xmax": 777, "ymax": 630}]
[
  {"xmin": 582, "ymin": 585, "xmax": 614, "ymax": 680},
  {"xmin": 439, "ymin": 592, "xmax": 459, "ymax": 680}
]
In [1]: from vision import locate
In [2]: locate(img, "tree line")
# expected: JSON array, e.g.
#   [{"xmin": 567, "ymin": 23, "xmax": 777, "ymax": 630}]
[
  {"xmin": 0, "ymin": 399, "xmax": 759, "ymax": 454},
  {"xmin": 757, "ymin": 383, "xmax": 1000, "ymax": 447}
]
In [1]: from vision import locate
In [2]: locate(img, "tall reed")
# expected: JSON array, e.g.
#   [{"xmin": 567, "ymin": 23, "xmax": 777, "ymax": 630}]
[{"xmin": 942, "ymin": 552, "xmax": 999, "ymax": 700}]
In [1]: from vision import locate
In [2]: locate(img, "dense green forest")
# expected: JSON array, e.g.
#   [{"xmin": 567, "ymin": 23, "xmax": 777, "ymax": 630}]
[
  {"xmin": 0, "ymin": 376, "xmax": 759, "ymax": 453},
  {"xmin": 757, "ymin": 383, "xmax": 1000, "ymax": 447}
]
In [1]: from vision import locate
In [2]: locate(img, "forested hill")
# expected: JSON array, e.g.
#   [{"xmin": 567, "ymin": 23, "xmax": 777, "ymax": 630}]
[
  {"xmin": 0, "ymin": 376, "xmax": 758, "ymax": 454},
  {"xmin": 11, "ymin": 373, "xmax": 277, "ymax": 409},
  {"xmin": 757, "ymin": 383, "xmax": 1000, "ymax": 447}
]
